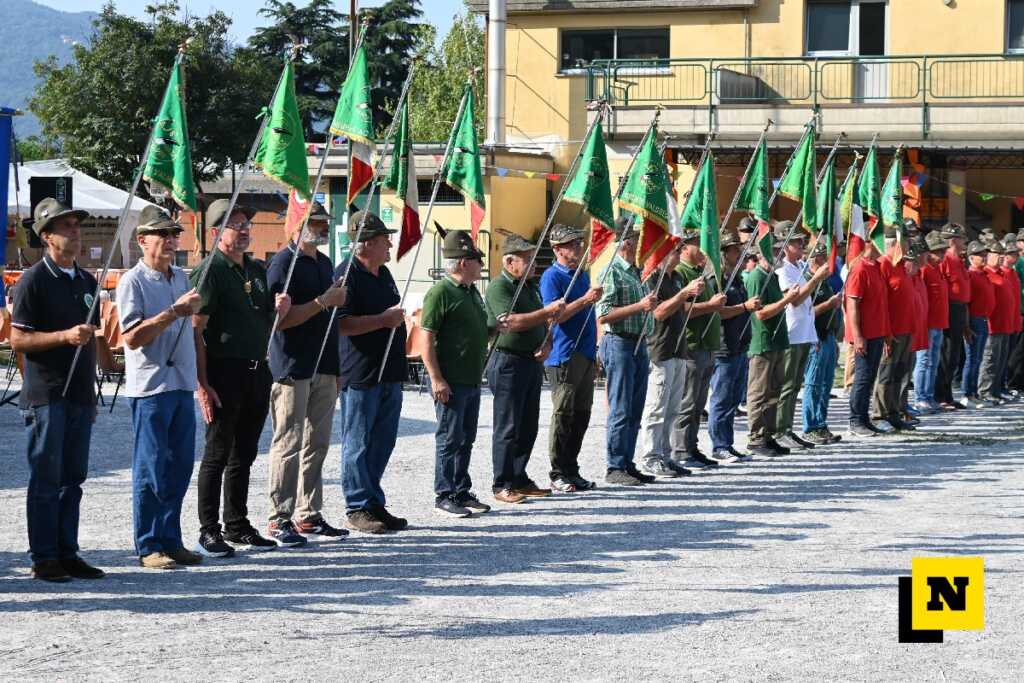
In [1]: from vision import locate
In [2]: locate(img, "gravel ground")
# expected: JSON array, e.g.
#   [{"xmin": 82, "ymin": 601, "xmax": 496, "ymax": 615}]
[{"xmin": 0, "ymin": 377, "xmax": 1022, "ymax": 681}]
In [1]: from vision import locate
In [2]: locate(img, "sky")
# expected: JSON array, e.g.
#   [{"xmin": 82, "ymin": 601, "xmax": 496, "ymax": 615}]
[{"xmin": 35, "ymin": 0, "xmax": 466, "ymax": 45}]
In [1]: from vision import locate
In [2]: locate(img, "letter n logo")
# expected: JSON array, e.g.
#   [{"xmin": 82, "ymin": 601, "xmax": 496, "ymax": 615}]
[{"xmin": 911, "ymin": 557, "xmax": 984, "ymax": 632}]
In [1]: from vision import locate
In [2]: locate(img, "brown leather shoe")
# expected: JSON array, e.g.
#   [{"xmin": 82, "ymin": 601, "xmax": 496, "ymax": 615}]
[
  {"xmin": 346, "ymin": 509, "xmax": 389, "ymax": 534},
  {"xmin": 32, "ymin": 559, "xmax": 71, "ymax": 583},
  {"xmin": 139, "ymin": 552, "xmax": 179, "ymax": 570},
  {"xmin": 494, "ymin": 489, "xmax": 527, "ymax": 504},
  {"xmin": 166, "ymin": 548, "xmax": 203, "ymax": 566},
  {"xmin": 513, "ymin": 483, "xmax": 552, "ymax": 497}
]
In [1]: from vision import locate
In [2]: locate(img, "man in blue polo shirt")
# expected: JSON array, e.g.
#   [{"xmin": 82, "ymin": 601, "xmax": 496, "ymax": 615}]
[
  {"xmin": 11, "ymin": 197, "xmax": 104, "ymax": 582},
  {"xmin": 539, "ymin": 224, "xmax": 604, "ymax": 492},
  {"xmin": 265, "ymin": 200, "xmax": 349, "ymax": 548}
]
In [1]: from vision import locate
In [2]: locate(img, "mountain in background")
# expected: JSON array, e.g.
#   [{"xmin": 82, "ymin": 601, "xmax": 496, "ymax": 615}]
[{"xmin": 0, "ymin": 0, "xmax": 95, "ymax": 138}]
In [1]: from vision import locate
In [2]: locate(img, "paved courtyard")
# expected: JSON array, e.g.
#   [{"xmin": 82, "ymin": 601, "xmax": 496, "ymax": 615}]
[{"xmin": 0, "ymin": 379, "xmax": 1022, "ymax": 680}]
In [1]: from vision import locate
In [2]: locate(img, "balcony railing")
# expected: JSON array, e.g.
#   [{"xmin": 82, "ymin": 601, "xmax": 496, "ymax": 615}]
[{"xmin": 584, "ymin": 54, "xmax": 1024, "ymax": 106}]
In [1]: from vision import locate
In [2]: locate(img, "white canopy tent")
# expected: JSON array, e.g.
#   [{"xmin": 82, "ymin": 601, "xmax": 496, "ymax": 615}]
[{"xmin": 7, "ymin": 159, "xmax": 156, "ymax": 264}]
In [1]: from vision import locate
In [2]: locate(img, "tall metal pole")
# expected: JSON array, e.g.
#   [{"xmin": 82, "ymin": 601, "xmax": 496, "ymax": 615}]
[
  {"xmin": 310, "ymin": 62, "xmax": 417, "ymax": 377},
  {"xmin": 63, "ymin": 52, "xmax": 184, "ymax": 395},
  {"xmin": 375, "ymin": 86, "xmax": 473, "ymax": 383}
]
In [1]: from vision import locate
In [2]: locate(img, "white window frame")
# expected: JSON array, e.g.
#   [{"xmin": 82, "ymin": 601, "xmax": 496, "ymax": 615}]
[
  {"xmin": 1008, "ymin": 0, "xmax": 1024, "ymax": 54},
  {"xmin": 805, "ymin": 0, "xmax": 890, "ymax": 58},
  {"xmin": 559, "ymin": 27, "xmax": 671, "ymax": 75}
]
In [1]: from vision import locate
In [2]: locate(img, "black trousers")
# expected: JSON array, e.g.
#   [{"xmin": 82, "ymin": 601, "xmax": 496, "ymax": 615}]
[
  {"xmin": 935, "ymin": 301, "xmax": 968, "ymax": 404},
  {"xmin": 849, "ymin": 337, "xmax": 884, "ymax": 426},
  {"xmin": 1007, "ymin": 332, "xmax": 1024, "ymax": 391},
  {"xmin": 197, "ymin": 359, "xmax": 272, "ymax": 534},
  {"xmin": 546, "ymin": 353, "xmax": 596, "ymax": 481},
  {"xmin": 486, "ymin": 350, "xmax": 543, "ymax": 492}
]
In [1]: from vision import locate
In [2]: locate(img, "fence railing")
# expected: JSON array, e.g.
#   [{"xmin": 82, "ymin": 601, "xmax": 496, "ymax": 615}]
[{"xmin": 583, "ymin": 54, "xmax": 1024, "ymax": 106}]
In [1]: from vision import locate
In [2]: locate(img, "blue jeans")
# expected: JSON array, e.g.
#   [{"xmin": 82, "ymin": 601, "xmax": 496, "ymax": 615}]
[
  {"xmin": 599, "ymin": 334, "xmax": 649, "ymax": 471},
  {"xmin": 961, "ymin": 317, "xmax": 989, "ymax": 397},
  {"xmin": 25, "ymin": 399, "xmax": 93, "ymax": 563},
  {"xmin": 914, "ymin": 328, "xmax": 943, "ymax": 404},
  {"xmin": 341, "ymin": 382, "xmax": 402, "ymax": 512},
  {"xmin": 130, "ymin": 390, "xmax": 196, "ymax": 556},
  {"xmin": 433, "ymin": 383, "xmax": 481, "ymax": 502},
  {"xmin": 849, "ymin": 337, "xmax": 884, "ymax": 425},
  {"xmin": 708, "ymin": 352, "xmax": 747, "ymax": 451},
  {"xmin": 803, "ymin": 335, "xmax": 838, "ymax": 432}
]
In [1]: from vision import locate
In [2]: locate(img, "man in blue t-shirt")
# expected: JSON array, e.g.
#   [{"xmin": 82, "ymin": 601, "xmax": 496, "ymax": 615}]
[{"xmin": 539, "ymin": 224, "xmax": 603, "ymax": 492}]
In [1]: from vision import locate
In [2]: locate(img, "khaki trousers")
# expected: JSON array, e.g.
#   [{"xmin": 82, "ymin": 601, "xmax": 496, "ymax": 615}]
[
  {"xmin": 267, "ymin": 374, "xmax": 338, "ymax": 524},
  {"xmin": 747, "ymin": 350, "xmax": 786, "ymax": 447}
]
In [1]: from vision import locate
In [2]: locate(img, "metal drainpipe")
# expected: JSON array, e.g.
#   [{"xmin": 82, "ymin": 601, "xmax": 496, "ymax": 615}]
[{"xmin": 486, "ymin": 0, "xmax": 507, "ymax": 146}]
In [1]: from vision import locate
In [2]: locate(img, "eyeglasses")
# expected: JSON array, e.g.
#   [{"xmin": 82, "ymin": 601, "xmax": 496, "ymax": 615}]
[{"xmin": 225, "ymin": 220, "xmax": 251, "ymax": 231}]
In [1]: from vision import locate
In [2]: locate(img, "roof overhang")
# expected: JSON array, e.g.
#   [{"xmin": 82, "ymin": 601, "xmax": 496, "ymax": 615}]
[{"xmin": 466, "ymin": 0, "xmax": 757, "ymax": 14}]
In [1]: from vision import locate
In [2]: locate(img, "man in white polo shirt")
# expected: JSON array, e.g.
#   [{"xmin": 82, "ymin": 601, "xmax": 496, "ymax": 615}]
[
  {"xmin": 774, "ymin": 224, "xmax": 830, "ymax": 450},
  {"xmin": 117, "ymin": 205, "xmax": 202, "ymax": 570}
]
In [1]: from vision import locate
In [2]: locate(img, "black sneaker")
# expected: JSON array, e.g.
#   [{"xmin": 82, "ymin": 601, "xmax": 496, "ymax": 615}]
[
  {"xmin": 223, "ymin": 526, "xmax": 277, "ymax": 551},
  {"xmin": 605, "ymin": 469, "xmax": 643, "ymax": 486},
  {"xmin": 626, "ymin": 465, "xmax": 657, "ymax": 483},
  {"xmin": 435, "ymin": 498, "xmax": 473, "ymax": 517},
  {"xmin": 371, "ymin": 506, "xmax": 410, "ymax": 530},
  {"xmin": 569, "ymin": 475, "xmax": 598, "ymax": 490},
  {"xmin": 785, "ymin": 430, "xmax": 816, "ymax": 449},
  {"xmin": 31, "ymin": 560, "xmax": 71, "ymax": 583},
  {"xmin": 684, "ymin": 451, "xmax": 720, "ymax": 469},
  {"xmin": 195, "ymin": 529, "xmax": 236, "ymax": 558},
  {"xmin": 664, "ymin": 460, "xmax": 693, "ymax": 476},
  {"xmin": 748, "ymin": 443, "xmax": 779, "ymax": 457},
  {"xmin": 345, "ymin": 509, "xmax": 389, "ymax": 534},
  {"xmin": 726, "ymin": 446, "xmax": 751, "ymax": 460},
  {"xmin": 456, "ymin": 493, "xmax": 492, "ymax": 514},
  {"xmin": 766, "ymin": 437, "xmax": 791, "ymax": 455},
  {"xmin": 59, "ymin": 556, "xmax": 105, "ymax": 579},
  {"xmin": 268, "ymin": 520, "xmax": 309, "ymax": 547},
  {"xmin": 297, "ymin": 516, "xmax": 350, "ymax": 539}
]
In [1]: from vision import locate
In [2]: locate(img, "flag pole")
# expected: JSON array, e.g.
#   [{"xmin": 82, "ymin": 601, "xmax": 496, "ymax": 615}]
[
  {"xmin": 269, "ymin": 61, "xmax": 415, "ymax": 360},
  {"xmin": 375, "ymin": 81, "xmax": 474, "ymax": 383},
  {"xmin": 479, "ymin": 100, "xmax": 611, "ymax": 379},
  {"xmin": 311, "ymin": 63, "xmax": 418, "ymax": 377},
  {"xmin": 162, "ymin": 53, "xmax": 292, "ymax": 366},
  {"xmin": 743, "ymin": 130, "xmax": 846, "ymax": 342},
  {"xmin": 632, "ymin": 133, "xmax": 716, "ymax": 356},
  {"xmin": 63, "ymin": 50, "xmax": 187, "ymax": 396},
  {"xmin": 567, "ymin": 110, "xmax": 664, "ymax": 355},
  {"xmin": 695, "ymin": 116, "xmax": 814, "ymax": 344}
]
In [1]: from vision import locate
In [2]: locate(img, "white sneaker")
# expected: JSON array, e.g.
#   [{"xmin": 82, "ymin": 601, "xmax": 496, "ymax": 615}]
[{"xmin": 711, "ymin": 449, "xmax": 740, "ymax": 464}]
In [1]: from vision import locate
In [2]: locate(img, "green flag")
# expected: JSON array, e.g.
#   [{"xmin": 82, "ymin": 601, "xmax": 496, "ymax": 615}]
[
  {"xmin": 563, "ymin": 120, "xmax": 614, "ymax": 228},
  {"xmin": 735, "ymin": 137, "xmax": 770, "ymax": 222},
  {"xmin": 680, "ymin": 153, "xmax": 721, "ymax": 282},
  {"xmin": 777, "ymin": 129, "xmax": 818, "ymax": 232},
  {"xmin": 617, "ymin": 124, "xmax": 670, "ymax": 230},
  {"xmin": 254, "ymin": 60, "xmax": 311, "ymax": 199},
  {"xmin": 445, "ymin": 86, "xmax": 486, "ymax": 239},
  {"xmin": 143, "ymin": 58, "xmax": 197, "ymax": 211},
  {"xmin": 329, "ymin": 42, "xmax": 373, "ymax": 145},
  {"xmin": 881, "ymin": 151, "xmax": 905, "ymax": 229},
  {"xmin": 857, "ymin": 143, "xmax": 882, "ymax": 251},
  {"xmin": 815, "ymin": 154, "xmax": 836, "ymax": 242}
]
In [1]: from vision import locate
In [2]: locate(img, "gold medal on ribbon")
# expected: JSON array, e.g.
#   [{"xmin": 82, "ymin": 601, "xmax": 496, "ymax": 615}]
[{"xmin": 244, "ymin": 281, "xmax": 252, "ymax": 294}]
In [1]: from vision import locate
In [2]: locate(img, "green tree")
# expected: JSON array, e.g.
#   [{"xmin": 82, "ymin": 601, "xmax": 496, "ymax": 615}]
[
  {"xmin": 15, "ymin": 135, "xmax": 60, "ymax": 162},
  {"xmin": 407, "ymin": 5, "xmax": 485, "ymax": 142},
  {"xmin": 30, "ymin": 2, "xmax": 273, "ymax": 191},
  {"xmin": 361, "ymin": 0, "xmax": 423, "ymax": 133}
]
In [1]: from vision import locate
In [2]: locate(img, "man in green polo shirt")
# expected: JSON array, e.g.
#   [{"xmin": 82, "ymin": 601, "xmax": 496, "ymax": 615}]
[
  {"xmin": 671, "ymin": 230, "xmax": 726, "ymax": 469},
  {"xmin": 192, "ymin": 199, "xmax": 290, "ymax": 551},
  {"xmin": 421, "ymin": 229, "xmax": 502, "ymax": 517},
  {"xmin": 484, "ymin": 232, "xmax": 565, "ymax": 504},
  {"xmin": 745, "ymin": 224, "xmax": 800, "ymax": 457}
]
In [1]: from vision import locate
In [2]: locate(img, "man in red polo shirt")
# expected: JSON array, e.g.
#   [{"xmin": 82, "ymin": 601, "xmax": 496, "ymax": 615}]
[
  {"xmin": 961, "ymin": 240, "xmax": 994, "ymax": 408},
  {"xmin": 913, "ymin": 232, "xmax": 950, "ymax": 414},
  {"xmin": 872, "ymin": 231, "xmax": 917, "ymax": 431},
  {"xmin": 845, "ymin": 239, "xmax": 891, "ymax": 437},
  {"xmin": 903, "ymin": 244, "xmax": 929, "ymax": 424},
  {"xmin": 935, "ymin": 222, "xmax": 971, "ymax": 409},
  {"xmin": 998, "ymin": 236, "xmax": 1022, "ymax": 401},
  {"xmin": 980, "ymin": 241, "xmax": 1014, "ymax": 404}
]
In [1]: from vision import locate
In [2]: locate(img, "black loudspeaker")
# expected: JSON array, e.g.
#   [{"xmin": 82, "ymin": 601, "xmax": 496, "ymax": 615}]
[{"xmin": 26, "ymin": 176, "xmax": 74, "ymax": 248}]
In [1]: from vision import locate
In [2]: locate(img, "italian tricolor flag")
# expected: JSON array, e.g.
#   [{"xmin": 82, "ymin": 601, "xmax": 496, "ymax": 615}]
[
  {"xmin": 385, "ymin": 101, "xmax": 421, "ymax": 260},
  {"xmin": 330, "ymin": 43, "xmax": 375, "ymax": 205}
]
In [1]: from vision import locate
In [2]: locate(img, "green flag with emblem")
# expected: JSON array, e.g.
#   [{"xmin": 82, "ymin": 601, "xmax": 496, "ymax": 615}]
[
  {"xmin": 445, "ymin": 86, "xmax": 486, "ymax": 239},
  {"xmin": 617, "ymin": 124, "xmax": 669, "ymax": 230},
  {"xmin": 254, "ymin": 60, "xmax": 311, "ymax": 199},
  {"xmin": 680, "ymin": 153, "xmax": 721, "ymax": 282},
  {"xmin": 142, "ymin": 57, "xmax": 197, "ymax": 211},
  {"xmin": 777, "ymin": 129, "xmax": 818, "ymax": 232},
  {"xmin": 563, "ymin": 119, "xmax": 614, "ymax": 228}
]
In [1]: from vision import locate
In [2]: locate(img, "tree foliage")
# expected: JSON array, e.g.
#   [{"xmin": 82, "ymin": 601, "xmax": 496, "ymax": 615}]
[
  {"xmin": 30, "ymin": 1, "xmax": 273, "ymax": 191},
  {"xmin": 407, "ymin": 5, "xmax": 485, "ymax": 142}
]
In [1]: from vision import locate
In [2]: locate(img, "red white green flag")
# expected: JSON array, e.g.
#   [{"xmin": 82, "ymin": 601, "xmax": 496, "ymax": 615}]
[
  {"xmin": 384, "ymin": 100, "xmax": 420, "ymax": 260},
  {"xmin": 330, "ymin": 42, "xmax": 374, "ymax": 205}
]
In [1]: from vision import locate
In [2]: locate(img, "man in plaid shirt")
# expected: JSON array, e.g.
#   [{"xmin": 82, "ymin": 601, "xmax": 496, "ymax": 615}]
[{"xmin": 596, "ymin": 217, "xmax": 657, "ymax": 486}]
